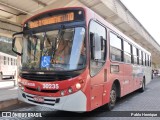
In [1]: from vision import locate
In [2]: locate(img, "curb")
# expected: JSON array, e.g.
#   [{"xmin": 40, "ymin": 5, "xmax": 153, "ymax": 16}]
[{"xmin": 0, "ymin": 99, "xmax": 21, "ymax": 110}]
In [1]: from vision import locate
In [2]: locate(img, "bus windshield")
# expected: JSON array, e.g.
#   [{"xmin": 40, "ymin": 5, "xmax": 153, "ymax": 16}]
[{"xmin": 22, "ymin": 27, "xmax": 86, "ymax": 71}]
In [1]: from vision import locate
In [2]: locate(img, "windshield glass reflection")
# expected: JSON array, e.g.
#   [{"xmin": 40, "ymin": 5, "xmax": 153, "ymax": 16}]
[{"xmin": 22, "ymin": 27, "xmax": 86, "ymax": 71}]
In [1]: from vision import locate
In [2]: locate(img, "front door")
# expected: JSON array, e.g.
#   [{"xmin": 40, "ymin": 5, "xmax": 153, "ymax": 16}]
[{"xmin": 89, "ymin": 20, "xmax": 107, "ymax": 110}]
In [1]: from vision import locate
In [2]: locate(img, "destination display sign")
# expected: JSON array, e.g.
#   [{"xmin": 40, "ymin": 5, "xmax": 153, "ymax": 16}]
[{"xmin": 29, "ymin": 12, "xmax": 74, "ymax": 28}]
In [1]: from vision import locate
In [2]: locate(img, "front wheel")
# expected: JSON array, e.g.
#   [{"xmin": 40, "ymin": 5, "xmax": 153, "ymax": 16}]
[{"xmin": 106, "ymin": 84, "xmax": 117, "ymax": 110}]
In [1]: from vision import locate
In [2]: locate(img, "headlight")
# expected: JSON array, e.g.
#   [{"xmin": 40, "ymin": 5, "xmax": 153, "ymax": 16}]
[{"xmin": 76, "ymin": 83, "xmax": 81, "ymax": 89}]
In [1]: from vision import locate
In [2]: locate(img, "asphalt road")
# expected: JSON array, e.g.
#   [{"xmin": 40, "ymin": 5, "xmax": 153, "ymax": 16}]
[{"xmin": 1, "ymin": 77, "xmax": 160, "ymax": 120}]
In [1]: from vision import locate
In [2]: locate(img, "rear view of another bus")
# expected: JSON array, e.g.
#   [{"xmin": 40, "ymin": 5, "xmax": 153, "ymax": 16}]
[{"xmin": 0, "ymin": 52, "xmax": 17, "ymax": 80}]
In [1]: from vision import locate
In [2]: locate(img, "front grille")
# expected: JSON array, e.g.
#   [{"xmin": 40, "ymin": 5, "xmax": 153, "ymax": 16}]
[
  {"xmin": 26, "ymin": 87, "xmax": 59, "ymax": 93},
  {"xmin": 24, "ymin": 94, "xmax": 60, "ymax": 106},
  {"xmin": 28, "ymin": 99, "xmax": 55, "ymax": 106},
  {"xmin": 26, "ymin": 95, "xmax": 60, "ymax": 103},
  {"xmin": 20, "ymin": 73, "xmax": 72, "ymax": 81}
]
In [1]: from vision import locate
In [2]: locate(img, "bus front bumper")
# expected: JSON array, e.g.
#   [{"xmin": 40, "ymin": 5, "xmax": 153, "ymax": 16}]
[{"xmin": 18, "ymin": 89, "xmax": 87, "ymax": 112}]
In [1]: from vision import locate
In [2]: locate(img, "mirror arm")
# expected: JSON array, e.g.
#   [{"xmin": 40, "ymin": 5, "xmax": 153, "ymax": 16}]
[
  {"xmin": 12, "ymin": 31, "xmax": 23, "ymax": 37},
  {"xmin": 12, "ymin": 48, "xmax": 22, "ymax": 56},
  {"xmin": 12, "ymin": 38, "xmax": 22, "ymax": 56}
]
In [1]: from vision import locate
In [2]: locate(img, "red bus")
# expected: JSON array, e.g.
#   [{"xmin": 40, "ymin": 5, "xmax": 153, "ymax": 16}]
[{"xmin": 12, "ymin": 7, "xmax": 151, "ymax": 112}]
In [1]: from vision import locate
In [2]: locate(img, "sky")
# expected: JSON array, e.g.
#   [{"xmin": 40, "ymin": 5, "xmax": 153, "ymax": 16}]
[{"xmin": 120, "ymin": 0, "xmax": 160, "ymax": 45}]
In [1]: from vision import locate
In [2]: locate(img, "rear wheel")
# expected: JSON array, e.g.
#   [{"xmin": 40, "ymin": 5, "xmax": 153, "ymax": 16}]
[
  {"xmin": 106, "ymin": 84, "xmax": 117, "ymax": 110},
  {"xmin": 139, "ymin": 78, "xmax": 145, "ymax": 92}
]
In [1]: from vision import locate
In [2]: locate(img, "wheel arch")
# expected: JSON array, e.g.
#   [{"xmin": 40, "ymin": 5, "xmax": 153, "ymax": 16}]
[{"xmin": 113, "ymin": 79, "xmax": 121, "ymax": 98}]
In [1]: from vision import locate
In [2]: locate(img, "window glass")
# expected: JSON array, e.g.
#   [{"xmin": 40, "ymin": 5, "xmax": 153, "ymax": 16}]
[
  {"xmin": 4, "ymin": 56, "xmax": 6, "ymax": 65},
  {"xmin": 143, "ymin": 52, "xmax": 146, "ymax": 66},
  {"xmin": 110, "ymin": 33, "xmax": 122, "ymax": 50},
  {"xmin": 22, "ymin": 27, "xmax": 86, "ymax": 71},
  {"xmin": 139, "ymin": 50, "xmax": 142, "ymax": 65},
  {"xmin": 149, "ymin": 55, "xmax": 151, "ymax": 66},
  {"xmin": 133, "ymin": 46, "xmax": 137, "ymax": 56},
  {"xmin": 147, "ymin": 55, "xmax": 150, "ymax": 66},
  {"xmin": 8, "ymin": 57, "xmax": 9, "ymax": 65},
  {"xmin": 145, "ymin": 54, "xmax": 148, "ymax": 66},
  {"xmin": 110, "ymin": 32, "xmax": 123, "ymax": 62},
  {"xmin": 132, "ymin": 46, "xmax": 138, "ymax": 64},
  {"xmin": 137, "ymin": 48, "xmax": 139, "ymax": 64},
  {"xmin": 11, "ymin": 58, "xmax": 12, "ymax": 65},
  {"xmin": 124, "ymin": 41, "xmax": 131, "ymax": 63},
  {"xmin": 90, "ymin": 21, "xmax": 106, "ymax": 76},
  {"xmin": 124, "ymin": 41, "xmax": 131, "ymax": 54},
  {"xmin": 124, "ymin": 52, "xmax": 131, "ymax": 63}
]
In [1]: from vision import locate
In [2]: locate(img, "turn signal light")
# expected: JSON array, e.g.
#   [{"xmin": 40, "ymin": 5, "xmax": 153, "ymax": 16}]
[
  {"xmin": 60, "ymin": 90, "xmax": 65, "ymax": 96},
  {"xmin": 68, "ymin": 88, "xmax": 73, "ymax": 93}
]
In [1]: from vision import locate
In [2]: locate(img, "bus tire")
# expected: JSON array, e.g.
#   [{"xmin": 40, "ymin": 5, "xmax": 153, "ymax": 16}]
[
  {"xmin": 0, "ymin": 72, "xmax": 2, "ymax": 80},
  {"xmin": 10, "ymin": 76, "xmax": 14, "ymax": 79},
  {"xmin": 139, "ymin": 78, "xmax": 145, "ymax": 92},
  {"xmin": 106, "ymin": 84, "xmax": 117, "ymax": 111}
]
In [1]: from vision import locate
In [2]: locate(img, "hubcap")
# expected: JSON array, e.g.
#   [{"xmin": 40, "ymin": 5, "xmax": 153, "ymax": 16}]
[{"xmin": 110, "ymin": 89, "xmax": 116, "ymax": 104}]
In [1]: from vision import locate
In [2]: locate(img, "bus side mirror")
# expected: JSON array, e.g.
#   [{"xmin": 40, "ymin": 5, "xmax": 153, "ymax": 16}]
[
  {"xmin": 12, "ymin": 32, "xmax": 23, "ymax": 56},
  {"xmin": 90, "ymin": 33, "xmax": 95, "ymax": 59},
  {"xmin": 90, "ymin": 33, "xmax": 102, "ymax": 60},
  {"xmin": 94, "ymin": 33, "xmax": 102, "ymax": 59},
  {"xmin": 101, "ymin": 36, "xmax": 104, "ymax": 50}
]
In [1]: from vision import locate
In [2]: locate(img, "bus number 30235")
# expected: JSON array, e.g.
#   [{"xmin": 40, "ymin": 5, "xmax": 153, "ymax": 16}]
[{"xmin": 42, "ymin": 84, "xmax": 59, "ymax": 89}]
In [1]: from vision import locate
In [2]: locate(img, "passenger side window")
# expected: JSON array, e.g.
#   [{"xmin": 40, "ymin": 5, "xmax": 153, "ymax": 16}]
[
  {"xmin": 139, "ymin": 50, "xmax": 142, "ymax": 65},
  {"xmin": 8, "ymin": 57, "xmax": 9, "ymax": 65},
  {"xmin": 89, "ymin": 21, "xmax": 106, "ymax": 76},
  {"xmin": 4, "ymin": 56, "xmax": 6, "ymax": 65},
  {"xmin": 146, "ymin": 54, "xmax": 149, "ymax": 66},
  {"xmin": 149, "ymin": 56, "xmax": 151, "ymax": 66},
  {"xmin": 124, "ymin": 41, "xmax": 132, "ymax": 63},
  {"xmin": 132, "ymin": 46, "xmax": 138, "ymax": 64},
  {"xmin": 144, "ymin": 53, "xmax": 146, "ymax": 66},
  {"xmin": 110, "ymin": 32, "xmax": 123, "ymax": 62}
]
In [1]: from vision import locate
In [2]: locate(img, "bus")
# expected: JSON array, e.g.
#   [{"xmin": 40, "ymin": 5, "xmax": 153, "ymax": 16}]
[
  {"xmin": 0, "ymin": 52, "xmax": 17, "ymax": 80},
  {"xmin": 12, "ymin": 7, "xmax": 151, "ymax": 112}
]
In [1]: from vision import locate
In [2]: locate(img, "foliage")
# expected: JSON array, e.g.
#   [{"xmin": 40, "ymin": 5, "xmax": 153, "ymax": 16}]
[{"xmin": 0, "ymin": 41, "xmax": 16, "ymax": 56}]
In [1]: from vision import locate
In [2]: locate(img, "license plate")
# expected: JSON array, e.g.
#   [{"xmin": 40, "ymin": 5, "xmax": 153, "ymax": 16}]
[{"xmin": 33, "ymin": 96, "xmax": 44, "ymax": 103}]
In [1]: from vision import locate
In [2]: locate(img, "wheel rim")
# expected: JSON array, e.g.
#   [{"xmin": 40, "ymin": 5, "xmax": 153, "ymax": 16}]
[
  {"xmin": 142, "ymin": 81, "xmax": 145, "ymax": 90},
  {"xmin": 110, "ymin": 89, "xmax": 116, "ymax": 105}
]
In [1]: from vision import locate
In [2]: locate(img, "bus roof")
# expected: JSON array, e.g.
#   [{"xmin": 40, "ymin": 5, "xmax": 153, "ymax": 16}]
[
  {"xmin": 23, "ymin": 6, "xmax": 151, "ymax": 55},
  {"xmin": 86, "ymin": 7, "xmax": 151, "ymax": 55}
]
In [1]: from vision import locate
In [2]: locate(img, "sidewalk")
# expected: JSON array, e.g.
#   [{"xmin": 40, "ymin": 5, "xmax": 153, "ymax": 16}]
[{"xmin": 0, "ymin": 80, "xmax": 19, "ymax": 110}]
